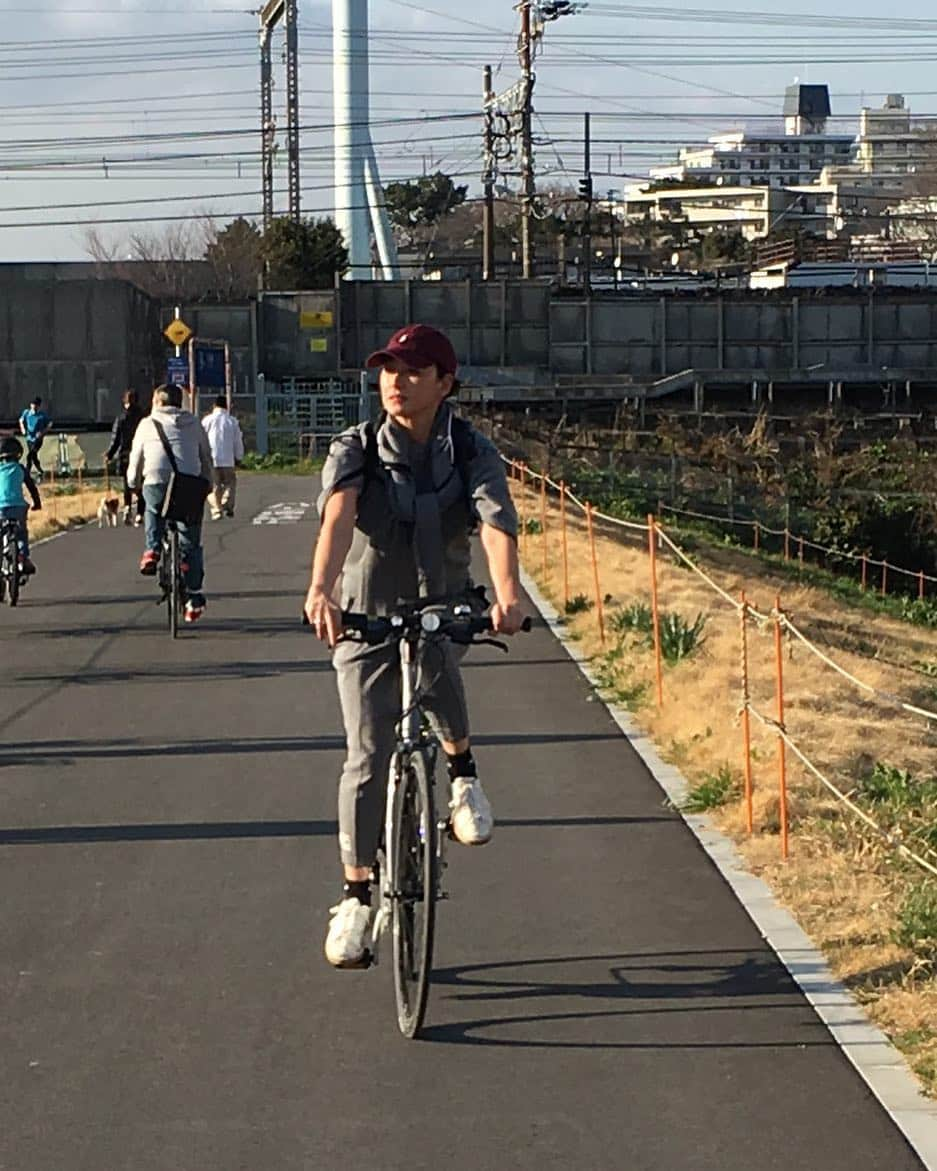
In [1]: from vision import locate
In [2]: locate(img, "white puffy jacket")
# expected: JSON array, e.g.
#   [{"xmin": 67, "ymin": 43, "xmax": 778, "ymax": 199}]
[{"xmin": 127, "ymin": 407, "xmax": 213, "ymax": 488}]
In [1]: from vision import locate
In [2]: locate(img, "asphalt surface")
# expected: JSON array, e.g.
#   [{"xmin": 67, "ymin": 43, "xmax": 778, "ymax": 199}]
[{"xmin": 0, "ymin": 474, "xmax": 926, "ymax": 1171}]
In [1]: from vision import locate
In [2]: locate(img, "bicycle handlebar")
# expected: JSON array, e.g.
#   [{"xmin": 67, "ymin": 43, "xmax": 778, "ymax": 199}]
[{"xmin": 302, "ymin": 605, "xmax": 532, "ymax": 646}]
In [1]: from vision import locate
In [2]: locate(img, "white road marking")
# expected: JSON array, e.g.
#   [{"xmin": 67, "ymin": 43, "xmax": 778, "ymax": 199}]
[{"xmin": 252, "ymin": 502, "xmax": 312, "ymax": 526}]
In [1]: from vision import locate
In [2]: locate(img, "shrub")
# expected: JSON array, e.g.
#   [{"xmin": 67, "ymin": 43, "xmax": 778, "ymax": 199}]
[
  {"xmin": 609, "ymin": 600, "xmax": 653, "ymax": 638},
  {"xmin": 659, "ymin": 611, "xmax": 706, "ymax": 664},
  {"xmin": 894, "ymin": 884, "xmax": 937, "ymax": 959}
]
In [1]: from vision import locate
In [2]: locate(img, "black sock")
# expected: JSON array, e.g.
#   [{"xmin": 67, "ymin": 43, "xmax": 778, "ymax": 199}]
[
  {"xmin": 343, "ymin": 879, "xmax": 371, "ymax": 906},
  {"xmin": 446, "ymin": 750, "xmax": 477, "ymax": 781}
]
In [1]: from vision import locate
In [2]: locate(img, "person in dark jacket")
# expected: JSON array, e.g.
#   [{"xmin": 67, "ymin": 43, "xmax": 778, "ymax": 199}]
[{"xmin": 105, "ymin": 389, "xmax": 146, "ymax": 525}]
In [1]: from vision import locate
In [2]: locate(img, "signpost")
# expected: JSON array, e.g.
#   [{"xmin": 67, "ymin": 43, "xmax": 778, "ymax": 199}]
[{"xmin": 166, "ymin": 356, "xmax": 188, "ymax": 386}]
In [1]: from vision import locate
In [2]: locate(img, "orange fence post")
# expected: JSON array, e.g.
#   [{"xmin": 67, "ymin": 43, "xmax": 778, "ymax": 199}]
[
  {"xmin": 739, "ymin": 591, "xmax": 754, "ymax": 835},
  {"xmin": 881, "ymin": 561, "xmax": 888, "ymax": 598},
  {"xmin": 773, "ymin": 595, "xmax": 790, "ymax": 860},
  {"xmin": 783, "ymin": 527, "xmax": 790, "ymax": 562},
  {"xmin": 920, "ymin": 571, "xmax": 926, "ymax": 602},
  {"xmin": 647, "ymin": 513, "xmax": 664, "ymax": 709},
  {"xmin": 518, "ymin": 464, "xmax": 527, "ymax": 557},
  {"xmin": 540, "ymin": 474, "xmax": 548, "ymax": 580},
  {"xmin": 585, "ymin": 503, "xmax": 605, "ymax": 646},
  {"xmin": 860, "ymin": 554, "xmax": 867, "ymax": 591},
  {"xmin": 49, "ymin": 467, "xmax": 57, "ymax": 522},
  {"xmin": 560, "ymin": 480, "xmax": 570, "ymax": 609},
  {"xmin": 753, "ymin": 520, "xmax": 760, "ymax": 552}
]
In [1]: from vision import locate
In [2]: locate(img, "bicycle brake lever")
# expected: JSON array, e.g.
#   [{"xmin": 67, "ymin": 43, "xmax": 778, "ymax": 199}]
[{"xmin": 474, "ymin": 637, "xmax": 509, "ymax": 653}]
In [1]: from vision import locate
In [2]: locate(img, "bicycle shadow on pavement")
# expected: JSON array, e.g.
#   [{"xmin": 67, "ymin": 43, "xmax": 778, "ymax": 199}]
[
  {"xmin": 0, "ymin": 818, "xmax": 338, "ymax": 846},
  {"xmin": 419, "ymin": 951, "xmax": 840, "ymax": 1051}
]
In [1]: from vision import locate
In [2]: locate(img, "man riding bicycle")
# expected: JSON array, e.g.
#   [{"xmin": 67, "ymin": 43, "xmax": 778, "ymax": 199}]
[
  {"xmin": 304, "ymin": 324, "xmax": 524, "ymax": 969},
  {"xmin": 127, "ymin": 384, "xmax": 213, "ymax": 624},
  {"xmin": 0, "ymin": 436, "xmax": 41, "ymax": 575}
]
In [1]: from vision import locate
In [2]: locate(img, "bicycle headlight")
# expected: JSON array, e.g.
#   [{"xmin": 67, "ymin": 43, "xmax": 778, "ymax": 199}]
[{"xmin": 421, "ymin": 611, "xmax": 442, "ymax": 634}]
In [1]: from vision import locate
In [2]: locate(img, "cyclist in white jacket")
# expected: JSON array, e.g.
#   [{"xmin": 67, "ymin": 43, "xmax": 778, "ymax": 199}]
[{"xmin": 202, "ymin": 396, "xmax": 245, "ymax": 520}]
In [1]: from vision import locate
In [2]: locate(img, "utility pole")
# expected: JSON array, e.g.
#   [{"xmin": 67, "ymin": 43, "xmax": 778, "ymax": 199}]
[
  {"xmin": 483, "ymin": 65, "xmax": 496, "ymax": 281},
  {"xmin": 285, "ymin": 0, "xmax": 300, "ymax": 223},
  {"xmin": 579, "ymin": 112, "xmax": 593, "ymax": 293},
  {"xmin": 519, "ymin": 1, "xmax": 535, "ymax": 279},
  {"xmin": 608, "ymin": 188, "xmax": 619, "ymax": 289}
]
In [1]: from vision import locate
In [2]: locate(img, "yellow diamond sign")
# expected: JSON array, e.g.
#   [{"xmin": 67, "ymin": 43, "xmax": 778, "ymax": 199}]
[{"xmin": 164, "ymin": 318, "xmax": 193, "ymax": 347}]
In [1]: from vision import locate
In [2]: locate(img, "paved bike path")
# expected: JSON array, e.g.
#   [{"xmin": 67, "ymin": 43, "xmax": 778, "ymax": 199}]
[{"xmin": 0, "ymin": 475, "xmax": 927, "ymax": 1170}]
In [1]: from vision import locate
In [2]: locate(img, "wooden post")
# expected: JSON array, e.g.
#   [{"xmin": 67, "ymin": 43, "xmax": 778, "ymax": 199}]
[
  {"xmin": 585, "ymin": 503, "xmax": 605, "ymax": 645},
  {"xmin": 798, "ymin": 536, "xmax": 804, "ymax": 568},
  {"xmin": 861, "ymin": 554, "xmax": 868, "ymax": 591},
  {"xmin": 49, "ymin": 467, "xmax": 57, "ymax": 522},
  {"xmin": 881, "ymin": 561, "xmax": 888, "ymax": 598},
  {"xmin": 773, "ymin": 595, "xmax": 790, "ymax": 860},
  {"xmin": 920, "ymin": 570, "xmax": 926, "ymax": 602},
  {"xmin": 77, "ymin": 465, "xmax": 84, "ymax": 503},
  {"xmin": 560, "ymin": 480, "xmax": 570, "ymax": 609},
  {"xmin": 648, "ymin": 513, "xmax": 664, "ymax": 708},
  {"xmin": 753, "ymin": 520, "xmax": 760, "ymax": 552},
  {"xmin": 783, "ymin": 527, "xmax": 790, "ymax": 562},
  {"xmin": 740, "ymin": 591, "xmax": 754, "ymax": 835}
]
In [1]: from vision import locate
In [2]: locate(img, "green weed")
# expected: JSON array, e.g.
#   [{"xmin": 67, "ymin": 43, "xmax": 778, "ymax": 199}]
[
  {"xmin": 680, "ymin": 765, "xmax": 740, "ymax": 813},
  {"xmin": 609, "ymin": 601, "xmax": 653, "ymax": 638},
  {"xmin": 565, "ymin": 593, "xmax": 592, "ymax": 615}
]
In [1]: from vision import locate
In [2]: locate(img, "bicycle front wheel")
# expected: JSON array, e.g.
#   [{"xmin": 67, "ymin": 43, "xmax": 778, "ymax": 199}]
[
  {"xmin": 391, "ymin": 748, "xmax": 437, "ymax": 1038},
  {"xmin": 2, "ymin": 532, "xmax": 17, "ymax": 607}
]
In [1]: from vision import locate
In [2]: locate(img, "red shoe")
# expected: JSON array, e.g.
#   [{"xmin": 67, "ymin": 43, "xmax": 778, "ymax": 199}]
[
  {"xmin": 139, "ymin": 550, "xmax": 159, "ymax": 576},
  {"xmin": 184, "ymin": 600, "xmax": 204, "ymax": 624}
]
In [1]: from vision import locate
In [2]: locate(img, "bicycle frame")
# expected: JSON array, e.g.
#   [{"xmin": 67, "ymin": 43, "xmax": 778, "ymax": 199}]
[{"xmin": 369, "ymin": 630, "xmax": 447, "ymax": 966}]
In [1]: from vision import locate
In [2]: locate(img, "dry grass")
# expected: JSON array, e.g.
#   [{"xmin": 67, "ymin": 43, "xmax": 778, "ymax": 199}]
[
  {"xmin": 514, "ymin": 480, "xmax": 937, "ymax": 1096},
  {"xmin": 30, "ymin": 484, "xmax": 106, "ymax": 545}
]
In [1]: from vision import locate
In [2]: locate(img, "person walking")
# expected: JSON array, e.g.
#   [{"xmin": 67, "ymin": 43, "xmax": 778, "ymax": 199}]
[
  {"xmin": 201, "ymin": 395, "xmax": 244, "ymax": 520},
  {"xmin": 304, "ymin": 324, "xmax": 524, "ymax": 969},
  {"xmin": 18, "ymin": 397, "xmax": 52, "ymax": 479},
  {"xmin": 127, "ymin": 384, "xmax": 213, "ymax": 624},
  {"xmin": 105, "ymin": 389, "xmax": 146, "ymax": 525}
]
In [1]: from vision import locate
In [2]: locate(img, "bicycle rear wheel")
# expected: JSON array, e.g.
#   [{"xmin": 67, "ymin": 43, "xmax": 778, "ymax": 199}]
[
  {"xmin": 391, "ymin": 748, "xmax": 437, "ymax": 1038},
  {"xmin": 168, "ymin": 528, "xmax": 180, "ymax": 639},
  {"xmin": 2, "ymin": 531, "xmax": 18, "ymax": 607}
]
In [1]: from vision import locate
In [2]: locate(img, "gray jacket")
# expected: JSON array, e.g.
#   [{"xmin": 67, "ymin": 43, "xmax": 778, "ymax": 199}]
[
  {"xmin": 318, "ymin": 405, "xmax": 518, "ymax": 614},
  {"xmin": 128, "ymin": 406, "xmax": 213, "ymax": 489}
]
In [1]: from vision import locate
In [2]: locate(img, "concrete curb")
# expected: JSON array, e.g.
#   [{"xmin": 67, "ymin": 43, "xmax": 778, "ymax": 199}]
[{"xmin": 519, "ymin": 566, "xmax": 937, "ymax": 1170}]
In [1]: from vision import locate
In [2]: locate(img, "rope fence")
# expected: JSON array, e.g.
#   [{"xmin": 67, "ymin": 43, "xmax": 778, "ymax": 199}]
[
  {"xmin": 658, "ymin": 500, "xmax": 937, "ymax": 601},
  {"xmin": 506, "ymin": 456, "xmax": 937, "ymax": 878}
]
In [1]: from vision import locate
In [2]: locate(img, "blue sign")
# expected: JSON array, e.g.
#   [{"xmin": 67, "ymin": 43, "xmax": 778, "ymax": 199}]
[
  {"xmin": 195, "ymin": 345, "xmax": 226, "ymax": 389},
  {"xmin": 166, "ymin": 356, "xmax": 188, "ymax": 386}
]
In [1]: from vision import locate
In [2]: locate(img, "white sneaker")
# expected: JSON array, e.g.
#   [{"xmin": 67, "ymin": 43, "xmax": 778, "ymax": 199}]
[
  {"xmin": 449, "ymin": 778, "xmax": 494, "ymax": 846},
  {"xmin": 324, "ymin": 897, "xmax": 372, "ymax": 968}
]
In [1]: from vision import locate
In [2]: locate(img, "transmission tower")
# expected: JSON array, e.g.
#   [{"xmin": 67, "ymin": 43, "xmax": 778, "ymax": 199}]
[{"xmin": 259, "ymin": 0, "xmax": 301, "ymax": 229}]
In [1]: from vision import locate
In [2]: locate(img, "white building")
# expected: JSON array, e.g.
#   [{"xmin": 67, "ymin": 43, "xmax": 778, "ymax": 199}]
[{"xmin": 647, "ymin": 85, "xmax": 854, "ymax": 190}]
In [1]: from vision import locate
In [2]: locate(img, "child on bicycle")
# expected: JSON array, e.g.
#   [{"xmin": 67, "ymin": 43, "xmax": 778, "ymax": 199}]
[
  {"xmin": 0, "ymin": 436, "xmax": 41, "ymax": 575},
  {"xmin": 304, "ymin": 324, "xmax": 524, "ymax": 969}
]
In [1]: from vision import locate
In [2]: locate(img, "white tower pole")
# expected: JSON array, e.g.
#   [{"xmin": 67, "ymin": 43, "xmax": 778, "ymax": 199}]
[{"xmin": 333, "ymin": 0, "xmax": 399, "ymax": 280}]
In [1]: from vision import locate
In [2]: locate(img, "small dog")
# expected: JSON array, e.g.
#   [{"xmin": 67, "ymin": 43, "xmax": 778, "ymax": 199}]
[{"xmin": 96, "ymin": 495, "xmax": 121, "ymax": 528}]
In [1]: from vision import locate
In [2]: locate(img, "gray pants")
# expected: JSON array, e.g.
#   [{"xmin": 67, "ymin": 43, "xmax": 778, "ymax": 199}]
[{"xmin": 333, "ymin": 636, "xmax": 470, "ymax": 868}]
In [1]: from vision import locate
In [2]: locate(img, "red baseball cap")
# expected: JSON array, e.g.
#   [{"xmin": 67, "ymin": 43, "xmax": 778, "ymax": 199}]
[{"xmin": 365, "ymin": 324, "xmax": 458, "ymax": 378}]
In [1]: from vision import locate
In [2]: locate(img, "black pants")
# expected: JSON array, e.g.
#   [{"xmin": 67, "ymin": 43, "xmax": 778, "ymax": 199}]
[
  {"xmin": 25, "ymin": 438, "xmax": 43, "ymax": 476},
  {"xmin": 119, "ymin": 462, "xmax": 144, "ymax": 515}
]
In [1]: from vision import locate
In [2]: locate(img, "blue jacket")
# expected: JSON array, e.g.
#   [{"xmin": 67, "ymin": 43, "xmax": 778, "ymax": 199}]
[{"xmin": 0, "ymin": 460, "xmax": 40, "ymax": 511}]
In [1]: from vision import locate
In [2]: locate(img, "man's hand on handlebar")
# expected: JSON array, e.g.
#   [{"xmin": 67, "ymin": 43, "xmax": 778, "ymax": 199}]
[
  {"xmin": 304, "ymin": 585, "xmax": 343, "ymax": 647},
  {"xmin": 490, "ymin": 600, "xmax": 526, "ymax": 636}
]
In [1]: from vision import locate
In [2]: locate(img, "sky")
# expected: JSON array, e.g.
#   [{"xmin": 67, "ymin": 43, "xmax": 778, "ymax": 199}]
[{"xmin": 3, "ymin": 0, "xmax": 937, "ymax": 261}]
